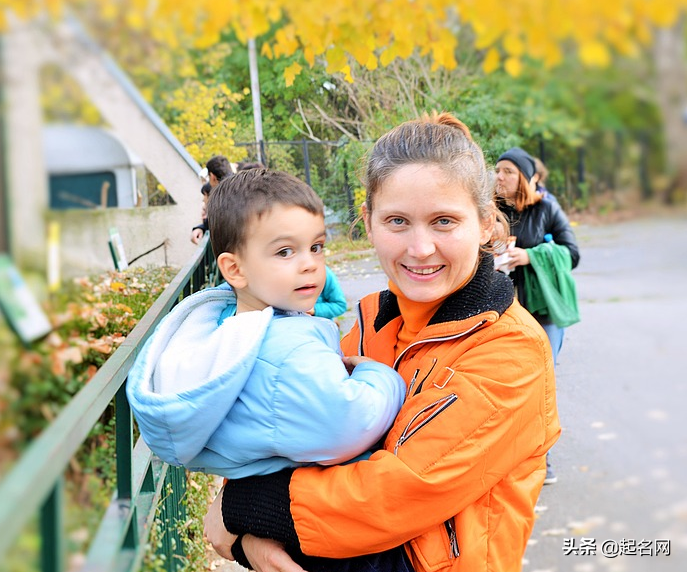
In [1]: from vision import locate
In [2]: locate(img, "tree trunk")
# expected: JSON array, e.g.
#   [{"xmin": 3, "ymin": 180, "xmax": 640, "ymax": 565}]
[{"xmin": 653, "ymin": 17, "xmax": 687, "ymax": 204}]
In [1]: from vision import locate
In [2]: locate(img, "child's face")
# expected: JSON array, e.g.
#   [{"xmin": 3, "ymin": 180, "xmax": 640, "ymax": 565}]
[{"xmin": 227, "ymin": 205, "xmax": 327, "ymax": 313}]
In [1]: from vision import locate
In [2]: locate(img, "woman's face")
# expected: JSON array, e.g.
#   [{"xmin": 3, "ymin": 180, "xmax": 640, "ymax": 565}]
[
  {"xmin": 364, "ymin": 164, "xmax": 493, "ymax": 303},
  {"xmin": 494, "ymin": 160, "xmax": 521, "ymax": 199}
]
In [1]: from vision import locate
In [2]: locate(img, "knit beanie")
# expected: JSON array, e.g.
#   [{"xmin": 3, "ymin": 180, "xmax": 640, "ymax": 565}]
[{"xmin": 497, "ymin": 147, "xmax": 536, "ymax": 181}]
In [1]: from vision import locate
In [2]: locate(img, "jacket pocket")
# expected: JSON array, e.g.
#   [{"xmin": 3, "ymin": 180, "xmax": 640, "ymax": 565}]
[
  {"xmin": 408, "ymin": 518, "xmax": 459, "ymax": 572},
  {"xmin": 393, "ymin": 394, "xmax": 458, "ymax": 454}
]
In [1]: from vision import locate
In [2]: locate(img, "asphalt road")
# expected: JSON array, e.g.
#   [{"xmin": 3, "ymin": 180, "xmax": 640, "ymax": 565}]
[{"xmin": 331, "ymin": 213, "xmax": 687, "ymax": 572}]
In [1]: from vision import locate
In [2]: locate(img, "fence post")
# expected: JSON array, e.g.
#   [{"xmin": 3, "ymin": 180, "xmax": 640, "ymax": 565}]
[
  {"xmin": 41, "ymin": 478, "xmax": 65, "ymax": 572},
  {"xmin": 302, "ymin": 139, "xmax": 311, "ymax": 186}
]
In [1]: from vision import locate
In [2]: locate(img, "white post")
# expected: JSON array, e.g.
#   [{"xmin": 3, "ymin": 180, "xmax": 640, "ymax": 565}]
[{"xmin": 248, "ymin": 38, "xmax": 264, "ymax": 164}]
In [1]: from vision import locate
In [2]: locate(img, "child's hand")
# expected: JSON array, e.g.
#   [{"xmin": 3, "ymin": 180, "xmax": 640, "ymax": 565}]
[{"xmin": 342, "ymin": 355, "xmax": 374, "ymax": 374}]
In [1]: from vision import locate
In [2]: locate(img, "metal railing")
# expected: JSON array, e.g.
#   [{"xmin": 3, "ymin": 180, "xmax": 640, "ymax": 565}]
[{"xmin": 0, "ymin": 234, "xmax": 216, "ymax": 572}]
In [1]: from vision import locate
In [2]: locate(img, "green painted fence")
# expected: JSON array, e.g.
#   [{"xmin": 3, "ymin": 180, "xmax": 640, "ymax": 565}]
[{"xmin": 0, "ymin": 235, "xmax": 216, "ymax": 572}]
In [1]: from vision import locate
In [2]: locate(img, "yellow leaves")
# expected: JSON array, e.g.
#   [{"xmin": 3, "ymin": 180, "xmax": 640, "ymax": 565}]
[
  {"xmin": 273, "ymin": 24, "xmax": 299, "ymax": 59},
  {"xmin": 9, "ymin": 0, "xmax": 687, "ymax": 84},
  {"xmin": 579, "ymin": 40, "xmax": 611, "ymax": 67},
  {"xmin": 284, "ymin": 61, "xmax": 302, "ymax": 87},
  {"xmin": 325, "ymin": 46, "xmax": 348, "ymax": 74},
  {"xmin": 341, "ymin": 64, "xmax": 354, "ymax": 84},
  {"xmin": 503, "ymin": 33, "xmax": 524, "ymax": 58},
  {"xmin": 261, "ymin": 42, "xmax": 274, "ymax": 59},
  {"xmin": 162, "ymin": 78, "xmax": 245, "ymax": 161},
  {"xmin": 504, "ymin": 56, "xmax": 522, "ymax": 77},
  {"xmin": 482, "ymin": 47, "xmax": 500, "ymax": 74}
]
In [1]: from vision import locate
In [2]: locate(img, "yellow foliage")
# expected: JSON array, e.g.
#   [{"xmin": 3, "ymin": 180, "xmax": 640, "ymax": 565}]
[
  {"xmin": 579, "ymin": 40, "xmax": 611, "ymax": 67},
  {"xmin": 504, "ymin": 56, "xmax": 522, "ymax": 77},
  {"xmin": 482, "ymin": 47, "xmax": 500, "ymax": 74},
  {"xmin": 284, "ymin": 61, "xmax": 302, "ymax": 87},
  {"xmin": 4, "ymin": 0, "xmax": 687, "ymax": 85}
]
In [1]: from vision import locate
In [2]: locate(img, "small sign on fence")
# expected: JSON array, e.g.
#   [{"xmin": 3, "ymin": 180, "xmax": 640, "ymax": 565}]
[
  {"xmin": 108, "ymin": 227, "xmax": 129, "ymax": 271},
  {"xmin": 0, "ymin": 254, "xmax": 52, "ymax": 344}
]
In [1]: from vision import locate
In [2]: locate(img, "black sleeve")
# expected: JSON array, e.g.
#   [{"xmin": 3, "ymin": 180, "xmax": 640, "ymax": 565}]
[
  {"xmin": 547, "ymin": 201, "xmax": 580, "ymax": 269},
  {"xmin": 192, "ymin": 220, "xmax": 209, "ymax": 233},
  {"xmin": 221, "ymin": 469, "xmax": 301, "ymax": 553},
  {"xmin": 230, "ymin": 535, "xmax": 251, "ymax": 569}
]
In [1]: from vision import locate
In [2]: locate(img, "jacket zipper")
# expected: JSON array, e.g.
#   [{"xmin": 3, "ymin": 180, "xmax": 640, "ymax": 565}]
[
  {"xmin": 445, "ymin": 518, "xmax": 460, "ymax": 557},
  {"xmin": 392, "ymin": 320, "xmax": 487, "ymax": 370},
  {"xmin": 393, "ymin": 393, "xmax": 458, "ymax": 454},
  {"xmin": 356, "ymin": 302, "xmax": 365, "ymax": 356},
  {"xmin": 406, "ymin": 368, "xmax": 420, "ymax": 399}
]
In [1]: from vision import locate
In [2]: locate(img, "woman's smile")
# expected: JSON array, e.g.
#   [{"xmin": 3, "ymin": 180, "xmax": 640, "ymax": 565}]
[{"xmin": 401, "ymin": 264, "xmax": 445, "ymax": 278}]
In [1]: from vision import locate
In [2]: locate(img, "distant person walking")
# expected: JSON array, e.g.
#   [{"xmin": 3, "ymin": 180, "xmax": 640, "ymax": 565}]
[
  {"xmin": 495, "ymin": 146, "xmax": 580, "ymax": 484},
  {"xmin": 191, "ymin": 155, "xmax": 233, "ymax": 244}
]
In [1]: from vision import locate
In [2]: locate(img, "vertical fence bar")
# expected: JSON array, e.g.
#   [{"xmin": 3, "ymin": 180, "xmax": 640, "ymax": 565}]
[
  {"xmin": 116, "ymin": 383, "xmax": 133, "ymax": 501},
  {"xmin": 40, "ymin": 478, "xmax": 65, "ymax": 572},
  {"xmin": 302, "ymin": 139, "xmax": 311, "ymax": 186},
  {"xmin": 156, "ymin": 467, "xmax": 187, "ymax": 572}
]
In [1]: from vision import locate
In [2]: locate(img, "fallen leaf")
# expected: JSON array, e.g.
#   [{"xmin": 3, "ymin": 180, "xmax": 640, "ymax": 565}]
[{"xmin": 89, "ymin": 339, "xmax": 113, "ymax": 354}]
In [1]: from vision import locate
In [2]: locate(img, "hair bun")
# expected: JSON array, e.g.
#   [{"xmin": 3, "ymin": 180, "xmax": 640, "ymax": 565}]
[{"xmin": 422, "ymin": 110, "xmax": 473, "ymax": 142}]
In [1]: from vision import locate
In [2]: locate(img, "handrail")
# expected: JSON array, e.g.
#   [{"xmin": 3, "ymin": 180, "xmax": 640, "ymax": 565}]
[{"xmin": 0, "ymin": 233, "xmax": 215, "ymax": 570}]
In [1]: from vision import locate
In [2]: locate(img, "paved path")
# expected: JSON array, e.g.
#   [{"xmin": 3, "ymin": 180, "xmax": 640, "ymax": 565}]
[{"xmin": 210, "ymin": 213, "xmax": 687, "ymax": 571}]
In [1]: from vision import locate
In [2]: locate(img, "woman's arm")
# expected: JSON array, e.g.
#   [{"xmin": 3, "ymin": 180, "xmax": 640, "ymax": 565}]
[{"xmin": 204, "ymin": 487, "xmax": 306, "ymax": 572}]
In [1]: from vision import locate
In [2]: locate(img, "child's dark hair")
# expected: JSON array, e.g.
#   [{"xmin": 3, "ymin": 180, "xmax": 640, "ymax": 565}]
[{"xmin": 207, "ymin": 168, "xmax": 324, "ymax": 258}]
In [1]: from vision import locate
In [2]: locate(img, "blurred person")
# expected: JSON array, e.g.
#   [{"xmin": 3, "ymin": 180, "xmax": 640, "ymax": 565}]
[
  {"xmin": 190, "ymin": 155, "xmax": 234, "ymax": 244},
  {"xmin": 495, "ymin": 146, "xmax": 580, "ymax": 484},
  {"xmin": 190, "ymin": 182, "xmax": 213, "ymax": 244},
  {"xmin": 533, "ymin": 156, "xmax": 558, "ymax": 204}
]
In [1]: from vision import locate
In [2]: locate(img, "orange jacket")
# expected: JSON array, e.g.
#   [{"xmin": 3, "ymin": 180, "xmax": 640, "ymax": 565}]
[{"xmin": 290, "ymin": 263, "xmax": 560, "ymax": 572}]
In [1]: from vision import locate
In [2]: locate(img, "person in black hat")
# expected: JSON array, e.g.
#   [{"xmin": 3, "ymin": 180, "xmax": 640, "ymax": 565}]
[{"xmin": 495, "ymin": 146, "xmax": 580, "ymax": 485}]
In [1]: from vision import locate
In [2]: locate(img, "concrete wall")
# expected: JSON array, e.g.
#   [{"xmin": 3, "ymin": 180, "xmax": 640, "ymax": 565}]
[
  {"xmin": 1, "ymin": 17, "xmax": 201, "ymax": 276},
  {"xmin": 49, "ymin": 205, "xmax": 200, "ymax": 278}
]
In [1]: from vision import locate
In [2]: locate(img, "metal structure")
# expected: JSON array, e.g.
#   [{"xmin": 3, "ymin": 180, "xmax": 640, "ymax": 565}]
[{"xmin": 0, "ymin": 236, "xmax": 216, "ymax": 572}]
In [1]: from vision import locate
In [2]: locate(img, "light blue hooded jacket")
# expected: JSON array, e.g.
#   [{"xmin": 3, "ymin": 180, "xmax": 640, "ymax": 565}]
[{"xmin": 126, "ymin": 284, "xmax": 405, "ymax": 478}]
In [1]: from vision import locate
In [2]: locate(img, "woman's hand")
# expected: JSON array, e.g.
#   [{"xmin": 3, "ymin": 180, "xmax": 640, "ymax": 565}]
[
  {"xmin": 507, "ymin": 246, "xmax": 530, "ymax": 270},
  {"xmin": 203, "ymin": 487, "xmax": 238, "ymax": 560},
  {"xmin": 342, "ymin": 355, "xmax": 374, "ymax": 374},
  {"xmin": 241, "ymin": 535, "xmax": 307, "ymax": 572}
]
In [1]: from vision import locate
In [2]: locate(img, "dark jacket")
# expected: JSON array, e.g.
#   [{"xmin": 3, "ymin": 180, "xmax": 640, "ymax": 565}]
[{"xmin": 500, "ymin": 197, "xmax": 579, "ymax": 317}]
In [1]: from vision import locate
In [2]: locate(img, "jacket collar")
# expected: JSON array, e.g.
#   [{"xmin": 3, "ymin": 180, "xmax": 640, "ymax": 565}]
[{"xmin": 373, "ymin": 253, "xmax": 514, "ymax": 333}]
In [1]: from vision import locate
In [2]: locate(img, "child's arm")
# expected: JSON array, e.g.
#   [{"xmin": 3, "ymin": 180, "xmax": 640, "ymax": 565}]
[{"xmin": 269, "ymin": 341, "xmax": 405, "ymax": 466}]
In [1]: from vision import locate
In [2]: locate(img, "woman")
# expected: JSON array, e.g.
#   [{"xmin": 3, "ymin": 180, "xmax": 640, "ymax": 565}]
[
  {"xmin": 205, "ymin": 113, "xmax": 561, "ymax": 572},
  {"xmin": 495, "ymin": 147, "xmax": 580, "ymax": 485},
  {"xmin": 494, "ymin": 147, "xmax": 580, "ymax": 365}
]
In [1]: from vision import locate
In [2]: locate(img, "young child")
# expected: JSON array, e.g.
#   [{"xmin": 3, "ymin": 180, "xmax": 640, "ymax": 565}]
[{"xmin": 127, "ymin": 168, "xmax": 405, "ymax": 479}]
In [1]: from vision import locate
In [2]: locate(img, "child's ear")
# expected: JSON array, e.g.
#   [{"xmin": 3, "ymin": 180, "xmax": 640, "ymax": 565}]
[{"xmin": 217, "ymin": 252, "xmax": 247, "ymax": 289}]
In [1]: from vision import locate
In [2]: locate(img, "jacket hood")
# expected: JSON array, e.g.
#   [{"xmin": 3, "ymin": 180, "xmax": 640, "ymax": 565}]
[{"xmin": 127, "ymin": 284, "xmax": 273, "ymax": 466}]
